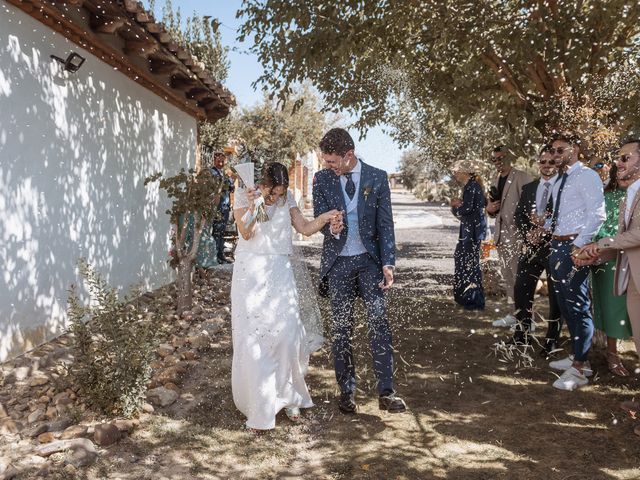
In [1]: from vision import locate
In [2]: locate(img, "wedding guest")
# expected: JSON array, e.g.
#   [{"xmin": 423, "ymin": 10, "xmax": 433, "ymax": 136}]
[
  {"xmin": 546, "ymin": 132, "xmax": 605, "ymax": 391},
  {"xmin": 590, "ymin": 162, "xmax": 631, "ymax": 376},
  {"xmin": 211, "ymin": 151, "xmax": 235, "ymax": 264},
  {"xmin": 450, "ymin": 160, "xmax": 487, "ymax": 310},
  {"xmin": 577, "ymin": 138, "xmax": 640, "ymax": 365},
  {"xmin": 486, "ymin": 146, "xmax": 533, "ymax": 327},
  {"xmin": 183, "ymin": 169, "xmax": 218, "ymax": 282},
  {"xmin": 511, "ymin": 146, "xmax": 562, "ymax": 352}
]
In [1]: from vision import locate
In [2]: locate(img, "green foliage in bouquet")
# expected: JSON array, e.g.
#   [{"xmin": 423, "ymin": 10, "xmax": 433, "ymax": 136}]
[{"xmin": 67, "ymin": 259, "xmax": 162, "ymax": 418}]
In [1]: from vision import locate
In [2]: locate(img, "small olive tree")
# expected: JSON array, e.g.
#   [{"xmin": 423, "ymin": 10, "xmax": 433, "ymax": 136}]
[{"xmin": 145, "ymin": 169, "xmax": 222, "ymax": 313}]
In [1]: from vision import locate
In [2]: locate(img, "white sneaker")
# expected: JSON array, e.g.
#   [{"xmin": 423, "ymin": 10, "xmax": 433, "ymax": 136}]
[
  {"xmin": 492, "ymin": 314, "xmax": 517, "ymax": 327},
  {"xmin": 553, "ymin": 367, "xmax": 589, "ymax": 391},
  {"xmin": 549, "ymin": 356, "xmax": 593, "ymax": 377}
]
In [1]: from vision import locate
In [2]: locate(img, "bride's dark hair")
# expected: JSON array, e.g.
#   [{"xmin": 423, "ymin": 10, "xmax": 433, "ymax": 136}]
[{"xmin": 261, "ymin": 162, "xmax": 289, "ymax": 189}]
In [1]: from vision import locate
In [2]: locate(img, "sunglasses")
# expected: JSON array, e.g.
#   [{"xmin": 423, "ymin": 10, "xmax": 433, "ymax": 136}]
[
  {"xmin": 548, "ymin": 147, "xmax": 570, "ymax": 155},
  {"xmin": 538, "ymin": 159, "xmax": 555, "ymax": 165},
  {"xmin": 592, "ymin": 162, "xmax": 605, "ymax": 170}
]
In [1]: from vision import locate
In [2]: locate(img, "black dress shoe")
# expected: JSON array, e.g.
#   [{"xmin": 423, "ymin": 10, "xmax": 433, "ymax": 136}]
[
  {"xmin": 379, "ymin": 392, "xmax": 407, "ymax": 413},
  {"xmin": 540, "ymin": 339, "xmax": 559, "ymax": 358},
  {"xmin": 507, "ymin": 331, "xmax": 531, "ymax": 346},
  {"xmin": 338, "ymin": 392, "xmax": 357, "ymax": 414}
]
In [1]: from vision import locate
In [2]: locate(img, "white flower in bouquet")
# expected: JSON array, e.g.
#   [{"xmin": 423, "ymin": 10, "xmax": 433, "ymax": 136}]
[{"xmin": 232, "ymin": 162, "xmax": 270, "ymax": 227}]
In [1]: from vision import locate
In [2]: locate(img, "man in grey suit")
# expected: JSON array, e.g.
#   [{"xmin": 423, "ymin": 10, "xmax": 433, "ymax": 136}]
[{"xmin": 313, "ymin": 128, "xmax": 406, "ymax": 414}]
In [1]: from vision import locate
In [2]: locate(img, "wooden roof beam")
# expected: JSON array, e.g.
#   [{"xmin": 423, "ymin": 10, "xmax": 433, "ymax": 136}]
[
  {"xmin": 89, "ymin": 14, "xmax": 126, "ymax": 34},
  {"xmin": 123, "ymin": 38, "xmax": 159, "ymax": 56},
  {"xmin": 148, "ymin": 56, "xmax": 181, "ymax": 75},
  {"xmin": 170, "ymin": 74, "xmax": 198, "ymax": 91}
]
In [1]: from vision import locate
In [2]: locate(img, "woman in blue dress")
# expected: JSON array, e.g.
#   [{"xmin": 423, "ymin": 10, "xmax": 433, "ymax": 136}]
[{"xmin": 450, "ymin": 160, "xmax": 487, "ymax": 310}]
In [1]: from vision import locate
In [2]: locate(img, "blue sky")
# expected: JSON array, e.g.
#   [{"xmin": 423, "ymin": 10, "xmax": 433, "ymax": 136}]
[{"xmin": 149, "ymin": 0, "xmax": 406, "ymax": 172}]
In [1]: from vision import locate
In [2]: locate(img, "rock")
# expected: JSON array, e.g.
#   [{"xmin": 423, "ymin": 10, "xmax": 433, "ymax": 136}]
[
  {"xmin": 28, "ymin": 408, "xmax": 46, "ymax": 424},
  {"xmin": 170, "ymin": 336, "xmax": 186, "ymax": 349},
  {"xmin": 60, "ymin": 424, "xmax": 88, "ymax": 440},
  {"xmin": 180, "ymin": 351, "xmax": 196, "ymax": 361},
  {"xmin": 37, "ymin": 395, "xmax": 50, "ymax": 405},
  {"xmin": 94, "ymin": 423, "xmax": 121, "ymax": 447},
  {"xmin": 1, "ymin": 465, "xmax": 18, "ymax": 480},
  {"xmin": 146, "ymin": 387, "xmax": 178, "ymax": 407},
  {"xmin": 25, "ymin": 423, "xmax": 49, "ymax": 438},
  {"xmin": 141, "ymin": 403, "xmax": 154, "ymax": 414},
  {"xmin": 187, "ymin": 334, "xmax": 210, "ymax": 350},
  {"xmin": 37, "ymin": 432, "xmax": 55, "ymax": 443},
  {"xmin": 35, "ymin": 438, "xmax": 96, "ymax": 458},
  {"xmin": 53, "ymin": 393, "xmax": 70, "ymax": 405},
  {"xmin": 163, "ymin": 382, "xmax": 179, "ymax": 392},
  {"xmin": 63, "ymin": 464, "xmax": 77, "ymax": 475},
  {"xmin": 156, "ymin": 343, "xmax": 175, "ymax": 358},
  {"xmin": 0, "ymin": 419, "xmax": 22, "ymax": 435},
  {"xmin": 66, "ymin": 441, "xmax": 98, "ymax": 468},
  {"xmin": 45, "ymin": 406, "xmax": 57, "ymax": 419},
  {"xmin": 113, "ymin": 419, "xmax": 136, "ymax": 433},
  {"xmin": 0, "ymin": 403, "xmax": 7, "ymax": 419},
  {"xmin": 155, "ymin": 366, "xmax": 186, "ymax": 385},
  {"xmin": 162, "ymin": 355, "xmax": 179, "ymax": 366},
  {"xmin": 28, "ymin": 376, "xmax": 49, "ymax": 388},
  {"xmin": 48, "ymin": 418, "xmax": 73, "ymax": 432},
  {"xmin": 202, "ymin": 320, "xmax": 222, "ymax": 336}
]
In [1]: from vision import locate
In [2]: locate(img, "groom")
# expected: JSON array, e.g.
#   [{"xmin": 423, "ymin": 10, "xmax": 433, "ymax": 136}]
[{"xmin": 313, "ymin": 128, "xmax": 406, "ymax": 414}]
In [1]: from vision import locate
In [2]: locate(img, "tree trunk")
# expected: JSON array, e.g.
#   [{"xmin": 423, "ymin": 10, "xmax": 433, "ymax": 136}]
[{"xmin": 176, "ymin": 257, "xmax": 193, "ymax": 314}]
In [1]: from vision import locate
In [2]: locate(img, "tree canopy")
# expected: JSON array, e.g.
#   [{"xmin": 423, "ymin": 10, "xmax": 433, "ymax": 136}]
[{"xmin": 239, "ymin": 0, "xmax": 640, "ymax": 163}]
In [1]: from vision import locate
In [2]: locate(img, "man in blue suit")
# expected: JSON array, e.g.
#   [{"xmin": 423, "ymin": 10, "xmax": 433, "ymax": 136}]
[
  {"xmin": 210, "ymin": 152, "xmax": 235, "ymax": 264},
  {"xmin": 313, "ymin": 128, "xmax": 406, "ymax": 414}
]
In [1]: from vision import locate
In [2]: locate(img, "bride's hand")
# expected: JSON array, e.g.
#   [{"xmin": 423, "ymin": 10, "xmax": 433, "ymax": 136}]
[
  {"xmin": 320, "ymin": 209, "xmax": 340, "ymax": 224},
  {"xmin": 245, "ymin": 187, "xmax": 261, "ymax": 209}
]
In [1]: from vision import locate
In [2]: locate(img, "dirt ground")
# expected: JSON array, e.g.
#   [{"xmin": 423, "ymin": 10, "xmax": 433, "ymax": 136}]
[{"xmin": 43, "ymin": 198, "xmax": 640, "ymax": 480}]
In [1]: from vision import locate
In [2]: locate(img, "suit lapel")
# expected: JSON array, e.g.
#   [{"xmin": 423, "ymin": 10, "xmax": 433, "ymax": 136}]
[
  {"xmin": 329, "ymin": 172, "xmax": 347, "ymax": 213},
  {"xmin": 501, "ymin": 170, "xmax": 515, "ymax": 203},
  {"xmin": 357, "ymin": 162, "xmax": 370, "ymax": 221},
  {"xmin": 619, "ymin": 198, "xmax": 627, "ymax": 232},
  {"xmin": 628, "ymin": 191, "xmax": 640, "ymax": 229}
]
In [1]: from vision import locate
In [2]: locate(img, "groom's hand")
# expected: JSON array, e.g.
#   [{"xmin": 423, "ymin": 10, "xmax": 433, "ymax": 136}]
[
  {"xmin": 329, "ymin": 211, "xmax": 344, "ymax": 235},
  {"xmin": 380, "ymin": 266, "xmax": 394, "ymax": 291}
]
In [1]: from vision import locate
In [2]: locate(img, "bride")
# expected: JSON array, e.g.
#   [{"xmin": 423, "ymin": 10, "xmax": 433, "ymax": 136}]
[{"xmin": 231, "ymin": 162, "xmax": 339, "ymax": 431}]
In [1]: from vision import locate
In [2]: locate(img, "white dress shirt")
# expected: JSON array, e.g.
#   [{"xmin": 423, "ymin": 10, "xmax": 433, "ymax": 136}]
[
  {"xmin": 550, "ymin": 161, "xmax": 606, "ymax": 247},
  {"xmin": 535, "ymin": 174, "xmax": 557, "ymax": 216}
]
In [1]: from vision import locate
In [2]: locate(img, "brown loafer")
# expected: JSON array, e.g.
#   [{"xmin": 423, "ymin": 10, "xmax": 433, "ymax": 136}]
[{"xmin": 379, "ymin": 393, "xmax": 407, "ymax": 413}]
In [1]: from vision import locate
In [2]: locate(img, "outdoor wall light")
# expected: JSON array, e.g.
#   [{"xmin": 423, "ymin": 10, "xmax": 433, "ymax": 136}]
[{"xmin": 50, "ymin": 52, "xmax": 86, "ymax": 73}]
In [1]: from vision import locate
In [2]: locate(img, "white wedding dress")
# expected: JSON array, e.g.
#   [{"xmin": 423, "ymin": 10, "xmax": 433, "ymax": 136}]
[{"xmin": 231, "ymin": 189, "xmax": 324, "ymax": 430}]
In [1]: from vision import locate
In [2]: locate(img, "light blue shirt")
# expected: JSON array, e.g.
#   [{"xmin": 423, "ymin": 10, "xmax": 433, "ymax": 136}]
[
  {"xmin": 548, "ymin": 161, "xmax": 605, "ymax": 247},
  {"xmin": 334, "ymin": 159, "xmax": 368, "ymax": 257}
]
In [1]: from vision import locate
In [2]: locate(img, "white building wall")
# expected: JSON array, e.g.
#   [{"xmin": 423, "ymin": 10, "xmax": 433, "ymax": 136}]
[{"xmin": 0, "ymin": 2, "xmax": 197, "ymax": 361}]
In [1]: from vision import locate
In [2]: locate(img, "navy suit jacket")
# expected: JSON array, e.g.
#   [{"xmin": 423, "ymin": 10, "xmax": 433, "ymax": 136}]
[{"xmin": 313, "ymin": 161, "xmax": 396, "ymax": 279}]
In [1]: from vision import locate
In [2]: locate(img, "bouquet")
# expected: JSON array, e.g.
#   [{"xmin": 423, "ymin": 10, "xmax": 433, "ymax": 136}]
[{"xmin": 233, "ymin": 162, "xmax": 269, "ymax": 228}]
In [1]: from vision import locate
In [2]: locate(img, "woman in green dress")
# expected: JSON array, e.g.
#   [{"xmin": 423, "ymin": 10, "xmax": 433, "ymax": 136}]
[
  {"xmin": 591, "ymin": 162, "xmax": 632, "ymax": 376},
  {"xmin": 181, "ymin": 169, "xmax": 219, "ymax": 283}
]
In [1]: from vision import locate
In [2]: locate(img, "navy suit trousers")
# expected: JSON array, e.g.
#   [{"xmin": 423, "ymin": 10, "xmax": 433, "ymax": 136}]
[{"xmin": 327, "ymin": 253, "xmax": 394, "ymax": 395}]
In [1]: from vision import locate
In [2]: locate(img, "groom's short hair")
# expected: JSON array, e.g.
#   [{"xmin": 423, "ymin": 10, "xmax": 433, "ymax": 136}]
[{"xmin": 319, "ymin": 128, "xmax": 355, "ymax": 156}]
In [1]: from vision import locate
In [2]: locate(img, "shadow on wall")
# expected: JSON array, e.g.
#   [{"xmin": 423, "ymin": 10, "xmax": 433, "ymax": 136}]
[{"xmin": 0, "ymin": 3, "xmax": 197, "ymax": 361}]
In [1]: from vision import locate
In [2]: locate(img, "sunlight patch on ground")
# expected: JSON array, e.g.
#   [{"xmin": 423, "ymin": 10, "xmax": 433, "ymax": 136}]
[
  {"xmin": 478, "ymin": 374, "xmax": 549, "ymax": 386},
  {"xmin": 565, "ymin": 410, "xmax": 598, "ymax": 421},
  {"xmin": 431, "ymin": 439, "xmax": 536, "ymax": 471},
  {"xmin": 601, "ymin": 467, "xmax": 640, "ymax": 480}
]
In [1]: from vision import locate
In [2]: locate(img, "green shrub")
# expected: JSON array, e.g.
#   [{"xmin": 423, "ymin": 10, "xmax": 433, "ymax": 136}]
[{"xmin": 67, "ymin": 259, "xmax": 162, "ymax": 417}]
